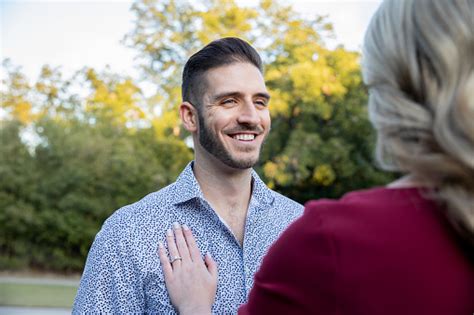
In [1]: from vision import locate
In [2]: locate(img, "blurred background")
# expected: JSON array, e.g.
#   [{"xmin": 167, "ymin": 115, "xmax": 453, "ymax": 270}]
[{"xmin": 0, "ymin": 0, "xmax": 389, "ymax": 312}]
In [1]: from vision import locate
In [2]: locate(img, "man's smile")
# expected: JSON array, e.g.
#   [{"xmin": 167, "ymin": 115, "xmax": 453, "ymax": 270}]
[{"xmin": 230, "ymin": 133, "xmax": 257, "ymax": 141}]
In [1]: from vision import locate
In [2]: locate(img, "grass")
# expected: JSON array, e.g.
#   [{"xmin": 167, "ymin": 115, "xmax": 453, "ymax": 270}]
[{"xmin": 0, "ymin": 282, "xmax": 78, "ymax": 308}]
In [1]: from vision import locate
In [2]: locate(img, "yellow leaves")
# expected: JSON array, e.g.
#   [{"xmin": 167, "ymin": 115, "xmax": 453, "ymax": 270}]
[
  {"xmin": 260, "ymin": 0, "xmax": 273, "ymax": 11},
  {"xmin": 117, "ymin": 80, "xmax": 141, "ymax": 106},
  {"xmin": 331, "ymin": 48, "xmax": 360, "ymax": 71},
  {"xmin": 285, "ymin": 20, "xmax": 313, "ymax": 45},
  {"xmin": 265, "ymin": 68, "xmax": 282, "ymax": 82},
  {"xmin": 268, "ymin": 89, "xmax": 291, "ymax": 118},
  {"xmin": 163, "ymin": 86, "xmax": 182, "ymax": 112},
  {"xmin": 281, "ymin": 21, "xmax": 321, "ymax": 63},
  {"xmin": 312, "ymin": 164, "xmax": 336, "ymax": 186},
  {"xmin": 263, "ymin": 155, "xmax": 292, "ymax": 186},
  {"xmin": 290, "ymin": 61, "xmax": 346, "ymax": 101},
  {"xmin": 263, "ymin": 161, "xmax": 278, "ymax": 178},
  {"xmin": 11, "ymin": 99, "xmax": 34, "ymax": 124},
  {"xmin": 36, "ymin": 66, "xmax": 61, "ymax": 102},
  {"xmin": 197, "ymin": 0, "xmax": 257, "ymax": 43},
  {"xmin": 0, "ymin": 67, "xmax": 35, "ymax": 124},
  {"xmin": 269, "ymin": 40, "xmax": 361, "ymax": 127},
  {"xmin": 290, "ymin": 62, "xmax": 322, "ymax": 101},
  {"xmin": 285, "ymin": 59, "xmax": 348, "ymax": 120},
  {"xmin": 152, "ymin": 109, "xmax": 180, "ymax": 138},
  {"xmin": 264, "ymin": 23, "xmax": 363, "ymax": 121},
  {"xmin": 328, "ymin": 48, "xmax": 362, "ymax": 88},
  {"xmin": 267, "ymin": 41, "xmax": 363, "ymax": 124},
  {"xmin": 85, "ymin": 68, "xmax": 99, "ymax": 86},
  {"xmin": 85, "ymin": 70, "xmax": 144, "ymax": 127},
  {"xmin": 265, "ymin": 69, "xmax": 293, "ymax": 118},
  {"xmin": 35, "ymin": 82, "xmax": 59, "ymax": 99}
]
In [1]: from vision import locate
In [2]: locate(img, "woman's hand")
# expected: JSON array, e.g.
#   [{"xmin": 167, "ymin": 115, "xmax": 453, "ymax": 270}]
[{"xmin": 158, "ymin": 223, "xmax": 217, "ymax": 315}]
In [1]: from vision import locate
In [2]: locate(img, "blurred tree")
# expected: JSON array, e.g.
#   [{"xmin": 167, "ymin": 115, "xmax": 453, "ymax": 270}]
[
  {"xmin": 125, "ymin": 0, "xmax": 394, "ymax": 202},
  {"xmin": 1, "ymin": 60, "xmax": 36, "ymax": 124},
  {"xmin": 0, "ymin": 0, "xmax": 394, "ymax": 272},
  {"xmin": 260, "ymin": 46, "xmax": 395, "ymax": 201},
  {"xmin": 26, "ymin": 117, "xmax": 191, "ymax": 270},
  {"xmin": 84, "ymin": 68, "xmax": 147, "ymax": 128},
  {"xmin": 0, "ymin": 62, "xmax": 192, "ymax": 271},
  {"xmin": 0, "ymin": 121, "xmax": 38, "ymax": 269}
]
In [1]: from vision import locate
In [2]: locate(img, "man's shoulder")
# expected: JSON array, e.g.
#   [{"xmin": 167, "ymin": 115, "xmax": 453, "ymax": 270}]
[
  {"xmin": 101, "ymin": 182, "xmax": 179, "ymax": 234},
  {"xmin": 74, "ymin": 184, "xmax": 181, "ymax": 314},
  {"xmin": 269, "ymin": 189, "xmax": 304, "ymax": 210},
  {"xmin": 251, "ymin": 169, "xmax": 303, "ymax": 215},
  {"xmin": 260, "ymin": 188, "xmax": 304, "ymax": 223}
]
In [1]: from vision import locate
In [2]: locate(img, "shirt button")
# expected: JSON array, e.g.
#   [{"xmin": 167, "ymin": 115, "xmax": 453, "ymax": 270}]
[{"xmin": 244, "ymin": 266, "xmax": 251, "ymax": 274}]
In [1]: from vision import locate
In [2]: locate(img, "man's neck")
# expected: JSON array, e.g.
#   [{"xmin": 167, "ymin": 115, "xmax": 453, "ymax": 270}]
[
  {"xmin": 193, "ymin": 156, "xmax": 252, "ymax": 212},
  {"xmin": 193, "ymin": 156, "xmax": 253, "ymax": 245}
]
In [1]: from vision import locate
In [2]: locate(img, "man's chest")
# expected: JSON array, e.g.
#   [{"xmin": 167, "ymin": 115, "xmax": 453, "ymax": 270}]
[
  {"xmin": 142, "ymin": 243, "xmax": 262, "ymax": 313},
  {"xmin": 137, "ymin": 200, "xmax": 296, "ymax": 313},
  {"xmin": 140, "ymin": 222, "xmax": 280, "ymax": 313},
  {"xmin": 218, "ymin": 209, "xmax": 247, "ymax": 245}
]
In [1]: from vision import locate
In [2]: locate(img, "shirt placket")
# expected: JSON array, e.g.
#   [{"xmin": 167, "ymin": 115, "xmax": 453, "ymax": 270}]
[
  {"xmin": 197, "ymin": 197, "xmax": 248, "ymax": 305},
  {"xmin": 241, "ymin": 197, "xmax": 261, "ymax": 297}
]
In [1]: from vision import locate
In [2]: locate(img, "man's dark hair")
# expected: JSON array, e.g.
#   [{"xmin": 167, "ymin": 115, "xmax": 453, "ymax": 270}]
[{"xmin": 182, "ymin": 37, "xmax": 263, "ymax": 109}]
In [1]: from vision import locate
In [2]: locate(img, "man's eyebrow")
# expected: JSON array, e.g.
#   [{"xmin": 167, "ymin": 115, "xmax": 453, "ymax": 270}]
[
  {"xmin": 211, "ymin": 91, "xmax": 271, "ymax": 103},
  {"xmin": 211, "ymin": 92, "xmax": 242, "ymax": 102},
  {"xmin": 255, "ymin": 92, "xmax": 271, "ymax": 101}
]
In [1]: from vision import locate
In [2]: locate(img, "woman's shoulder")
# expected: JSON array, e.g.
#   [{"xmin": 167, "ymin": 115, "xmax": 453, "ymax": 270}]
[
  {"xmin": 303, "ymin": 186, "xmax": 434, "ymax": 221},
  {"xmin": 305, "ymin": 186, "xmax": 428, "ymax": 210},
  {"xmin": 286, "ymin": 186, "xmax": 442, "ymax": 250}
]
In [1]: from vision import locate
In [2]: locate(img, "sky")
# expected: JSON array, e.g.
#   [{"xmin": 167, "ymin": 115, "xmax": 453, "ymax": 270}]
[{"xmin": 1, "ymin": 0, "xmax": 382, "ymax": 81}]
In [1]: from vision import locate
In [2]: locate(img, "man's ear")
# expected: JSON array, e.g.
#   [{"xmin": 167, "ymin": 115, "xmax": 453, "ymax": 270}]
[{"xmin": 180, "ymin": 102, "xmax": 198, "ymax": 132}]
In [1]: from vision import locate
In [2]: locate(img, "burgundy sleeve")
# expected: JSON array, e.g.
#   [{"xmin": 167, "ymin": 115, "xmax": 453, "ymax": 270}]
[{"xmin": 239, "ymin": 201, "xmax": 339, "ymax": 314}]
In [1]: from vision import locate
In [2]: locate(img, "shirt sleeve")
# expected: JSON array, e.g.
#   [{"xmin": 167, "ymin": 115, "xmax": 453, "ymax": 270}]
[
  {"xmin": 239, "ymin": 201, "xmax": 338, "ymax": 314},
  {"xmin": 72, "ymin": 215, "xmax": 145, "ymax": 314}
]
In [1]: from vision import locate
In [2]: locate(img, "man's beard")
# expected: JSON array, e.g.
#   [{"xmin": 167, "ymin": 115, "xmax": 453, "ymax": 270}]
[{"xmin": 198, "ymin": 114, "xmax": 265, "ymax": 170}]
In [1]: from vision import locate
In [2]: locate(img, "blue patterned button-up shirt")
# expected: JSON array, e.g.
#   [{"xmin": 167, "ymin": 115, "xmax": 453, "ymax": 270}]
[{"xmin": 73, "ymin": 162, "xmax": 303, "ymax": 314}]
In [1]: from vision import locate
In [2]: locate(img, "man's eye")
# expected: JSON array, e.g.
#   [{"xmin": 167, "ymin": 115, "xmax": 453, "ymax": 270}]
[
  {"xmin": 222, "ymin": 99, "xmax": 237, "ymax": 104},
  {"xmin": 255, "ymin": 100, "xmax": 267, "ymax": 106}
]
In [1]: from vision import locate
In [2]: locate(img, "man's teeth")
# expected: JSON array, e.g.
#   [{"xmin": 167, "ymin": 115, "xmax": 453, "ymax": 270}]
[{"xmin": 233, "ymin": 134, "xmax": 255, "ymax": 141}]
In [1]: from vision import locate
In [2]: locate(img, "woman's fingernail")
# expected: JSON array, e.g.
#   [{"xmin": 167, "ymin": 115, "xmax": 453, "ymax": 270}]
[
  {"xmin": 167, "ymin": 228, "xmax": 173, "ymax": 236},
  {"xmin": 173, "ymin": 222, "xmax": 180, "ymax": 229},
  {"xmin": 182, "ymin": 224, "xmax": 189, "ymax": 230},
  {"xmin": 206, "ymin": 252, "xmax": 212, "ymax": 258},
  {"xmin": 158, "ymin": 241, "xmax": 164, "ymax": 249}
]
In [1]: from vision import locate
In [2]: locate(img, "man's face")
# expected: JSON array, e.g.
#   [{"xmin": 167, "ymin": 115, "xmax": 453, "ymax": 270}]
[{"xmin": 196, "ymin": 62, "xmax": 271, "ymax": 169}]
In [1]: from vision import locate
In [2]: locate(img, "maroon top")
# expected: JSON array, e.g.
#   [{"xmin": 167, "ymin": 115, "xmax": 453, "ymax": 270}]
[{"xmin": 239, "ymin": 187, "xmax": 474, "ymax": 314}]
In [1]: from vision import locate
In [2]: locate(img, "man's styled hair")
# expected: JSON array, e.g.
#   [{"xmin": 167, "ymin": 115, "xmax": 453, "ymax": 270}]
[{"xmin": 182, "ymin": 37, "xmax": 263, "ymax": 109}]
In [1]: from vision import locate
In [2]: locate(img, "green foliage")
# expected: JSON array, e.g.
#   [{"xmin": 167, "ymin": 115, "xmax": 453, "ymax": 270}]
[
  {"xmin": 125, "ymin": 0, "xmax": 394, "ymax": 203},
  {"xmin": 0, "ymin": 64, "xmax": 192, "ymax": 272},
  {"xmin": 0, "ymin": 0, "xmax": 393, "ymax": 272},
  {"xmin": 259, "ymin": 47, "xmax": 395, "ymax": 202}
]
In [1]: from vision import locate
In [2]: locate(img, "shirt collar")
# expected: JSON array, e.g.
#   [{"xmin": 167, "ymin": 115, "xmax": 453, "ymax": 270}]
[{"xmin": 172, "ymin": 161, "xmax": 275, "ymax": 206}]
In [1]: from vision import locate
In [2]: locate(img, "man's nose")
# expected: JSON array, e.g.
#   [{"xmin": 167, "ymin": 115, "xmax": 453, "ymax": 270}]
[{"xmin": 237, "ymin": 100, "xmax": 260, "ymax": 125}]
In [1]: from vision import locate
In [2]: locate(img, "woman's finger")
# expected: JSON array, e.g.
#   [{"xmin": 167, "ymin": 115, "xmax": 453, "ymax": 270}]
[
  {"xmin": 173, "ymin": 222, "xmax": 191, "ymax": 262},
  {"xmin": 182, "ymin": 224, "xmax": 202, "ymax": 262},
  {"xmin": 158, "ymin": 241, "xmax": 173, "ymax": 279},
  {"xmin": 166, "ymin": 228, "xmax": 182, "ymax": 268}
]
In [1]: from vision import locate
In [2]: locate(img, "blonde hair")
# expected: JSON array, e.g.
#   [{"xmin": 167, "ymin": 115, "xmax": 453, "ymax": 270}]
[{"xmin": 362, "ymin": 0, "xmax": 474, "ymax": 244}]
